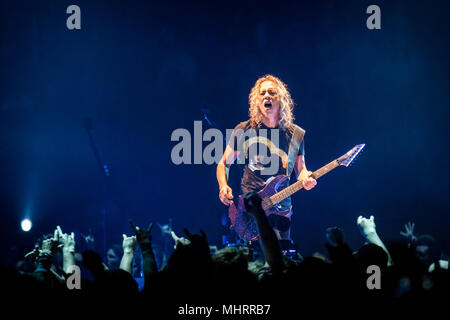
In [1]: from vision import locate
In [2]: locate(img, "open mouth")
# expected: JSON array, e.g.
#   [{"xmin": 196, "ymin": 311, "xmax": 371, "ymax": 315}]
[{"xmin": 264, "ymin": 102, "xmax": 272, "ymax": 108}]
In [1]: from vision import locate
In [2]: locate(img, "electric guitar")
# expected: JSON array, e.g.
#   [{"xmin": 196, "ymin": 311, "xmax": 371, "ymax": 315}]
[{"xmin": 228, "ymin": 144, "xmax": 365, "ymax": 241}]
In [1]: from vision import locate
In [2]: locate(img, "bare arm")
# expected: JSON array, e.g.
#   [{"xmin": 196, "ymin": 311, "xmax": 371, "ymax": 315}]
[
  {"xmin": 56, "ymin": 226, "xmax": 76, "ymax": 274},
  {"xmin": 120, "ymin": 234, "xmax": 137, "ymax": 274},
  {"xmin": 357, "ymin": 215, "xmax": 393, "ymax": 266},
  {"xmin": 216, "ymin": 145, "xmax": 239, "ymax": 205}
]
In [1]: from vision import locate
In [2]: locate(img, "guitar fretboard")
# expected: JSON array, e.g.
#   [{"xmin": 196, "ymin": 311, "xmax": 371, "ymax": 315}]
[{"xmin": 264, "ymin": 159, "xmax": 340, "ymax": 209}]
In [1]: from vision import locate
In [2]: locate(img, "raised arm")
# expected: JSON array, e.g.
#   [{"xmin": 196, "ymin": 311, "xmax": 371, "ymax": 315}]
[
  {"xmin": 129, "ymin": 220, "xmax": 158, "ymax": 289},
  {"xmin": 244, "ymin": 192, "xmax": 284, "ymax": 272},
  {"xmin": 25, "ymin": 230, "xmax": 64, "ymax": 280},
  {"xmin": 56, "ymin": 226, "xmax": 76, "ymax": 274},
  {"xmin": 119, "ymin": 234, "xmax": 137, "ymax": 274},
  {"xmin": 357, "ymin": 215, "xmax": 393, "ymax": 266}
]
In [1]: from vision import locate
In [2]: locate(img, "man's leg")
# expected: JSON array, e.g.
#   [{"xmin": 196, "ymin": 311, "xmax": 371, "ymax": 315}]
[
  {"xmin": 268, "ymin": 215, "xmax": 291, "ymax": 240},
  {"xmin": 272, "ymin": 228, "xmax": 281, "ymax": 239},
  {"xmin": 279, "ymin": 227, "xmax": 291, "ymax": 240}
]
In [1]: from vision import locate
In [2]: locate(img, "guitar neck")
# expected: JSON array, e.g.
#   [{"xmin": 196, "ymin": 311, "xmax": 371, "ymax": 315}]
[{"xmin": 266, "ymin": 159, "xmax": 340, "ymax": 207}]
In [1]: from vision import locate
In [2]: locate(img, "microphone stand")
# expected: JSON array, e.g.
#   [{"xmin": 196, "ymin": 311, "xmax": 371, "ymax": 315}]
[
  {"xmin": 201, "ymin": 108, "xmax": 240, "ymax": 247},
  {"xmin": 84, "ymin": 118, "xmax": 111, "ymax": 261}
]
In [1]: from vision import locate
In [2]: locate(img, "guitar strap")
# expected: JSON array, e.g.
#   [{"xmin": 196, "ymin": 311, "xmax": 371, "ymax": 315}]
[{"xmin": 286, "ymin": 124, "xmax": 305, "ymax": 177}]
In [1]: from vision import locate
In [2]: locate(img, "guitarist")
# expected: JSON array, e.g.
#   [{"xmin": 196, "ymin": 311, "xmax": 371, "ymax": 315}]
[{"xmin": 216, "ymin": 74, "xmax": 317, "ymax": 241}]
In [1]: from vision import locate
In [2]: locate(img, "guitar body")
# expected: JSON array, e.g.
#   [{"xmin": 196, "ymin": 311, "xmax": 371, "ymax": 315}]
[{"xmin": 228, "ymin": 175, "xmax": 291, "ymax": 241}]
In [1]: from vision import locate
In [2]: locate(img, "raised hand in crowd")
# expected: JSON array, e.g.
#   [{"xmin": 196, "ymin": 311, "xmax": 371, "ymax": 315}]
[
  {"xmin": 244, "ymin": 191, "xmax": 264, "ymax": 216},
  {"xmin": 80, "ymin": 230, "xmax": 95, "ymax": 250},
  {"xmin": 129, "ymin": 220, "xmax": 158, "ymax": 287},
  {"xmin": 170, "ymin": 231, "xmax": 191, "ymax": 249},
  {"xmin": 56, "ymin": 226, "xmax": 76, "ymax": 274},
  {"xmin": 41, "ymin": 229, "xmax": 64, "ymax": 255},
  {"xmin": 24, "ymin": 229, "xmax": 63, "ymax": 274},
  {"xmin": 24, "ymin": 244, "xmax": 41, "ymax": 264},
  {"xmin": 357, "ymin": 215, "xmax": 392, "ymax": 266},
  {"xmin": 129, "ymin": 220, "xmax": 153, "ymax": 251},
  {"xmin": 325, "ymin": 227, "xmax": 344, "ymax": 247},
  {"xmin": 400, "ymin": 221, "xmax": 417, "ymax": 243},
  {"xmin": 158, "ymin": 222, "xmax": 173, "ymax": 237},
  {"xmin": 56, "ymin": 226, "xmax": 75, "ymax": 252},
  {"xmin": 120, "ymin": 234, "xmax": 137, "ymax": 274},
  {"xmin": 184, "ymin": 228, "xmax": 210, "ymax": 255},
  {"xmin": 122, "ymin": 234, "xmax": 137, "ymax": 253},
  {"xmin": 244, "ymin": 191, "xmax": 284, "ymax": 271},
  {"xmin": 357, "ymin": 215, "xmax": 376, "ymax": 236}
]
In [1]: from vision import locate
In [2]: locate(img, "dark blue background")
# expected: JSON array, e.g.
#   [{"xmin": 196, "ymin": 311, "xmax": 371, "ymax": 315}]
[{"xmin": 1, "ymin": 0, "xmax": 449, "ymax": 260}]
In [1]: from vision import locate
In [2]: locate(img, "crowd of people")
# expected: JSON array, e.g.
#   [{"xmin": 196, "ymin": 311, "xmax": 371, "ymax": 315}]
[{"xmin": 2, "ymin": 192, "xmax": 448, "ymax": 315}]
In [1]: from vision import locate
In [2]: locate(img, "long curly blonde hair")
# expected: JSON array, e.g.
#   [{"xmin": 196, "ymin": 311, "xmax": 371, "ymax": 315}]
[{"xmin": 248, "ymin": 74, "xmax": 295, "ymax": 131}]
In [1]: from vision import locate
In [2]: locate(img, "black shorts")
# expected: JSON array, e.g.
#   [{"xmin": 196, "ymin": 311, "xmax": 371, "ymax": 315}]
[{"xmin": 268, "ymin": 214, "xmax": 291, "ymax": 232}]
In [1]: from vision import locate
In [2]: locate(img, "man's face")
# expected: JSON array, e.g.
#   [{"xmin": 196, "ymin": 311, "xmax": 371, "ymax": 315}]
[
  {"xmin": 106, "ymin": 248, "xmax": 119, "ymax": 266},
  {"xmin": 257, "ymin": 80, "xmax": 281, "ymax": 120},
  {"xmin": 416, "ymin": 245, "xmax": 430, "ymax": 260}
]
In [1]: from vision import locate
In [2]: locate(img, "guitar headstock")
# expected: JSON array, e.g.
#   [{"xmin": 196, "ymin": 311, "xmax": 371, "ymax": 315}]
[{"xmin": 337, "ymin": 144, "xmax": 365, "ymax": 167}]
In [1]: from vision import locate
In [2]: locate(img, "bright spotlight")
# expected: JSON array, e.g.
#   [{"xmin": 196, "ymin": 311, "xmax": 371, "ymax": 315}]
[{"xmin": 21, "ymin": 219, "xmax": 32, "ymax": 232}]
